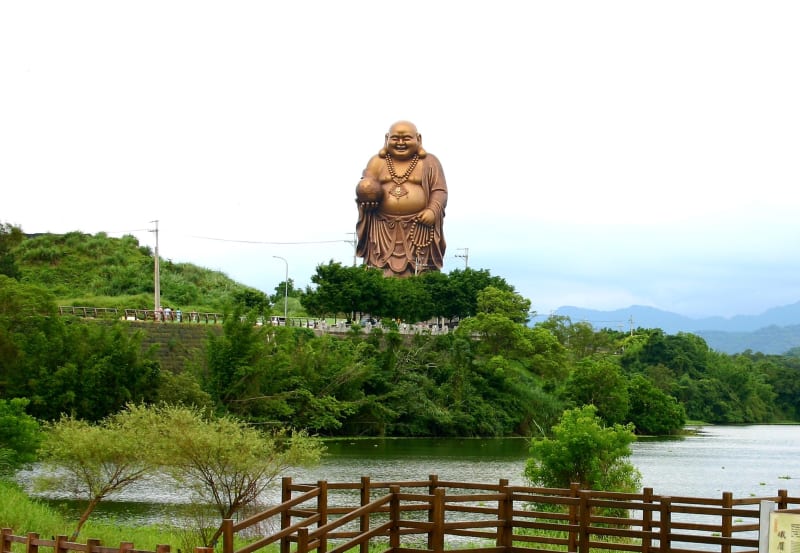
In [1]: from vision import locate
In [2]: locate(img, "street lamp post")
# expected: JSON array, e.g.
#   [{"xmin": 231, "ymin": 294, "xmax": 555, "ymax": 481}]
[
  {"xmin": 272, "ymin": 256, "xmax": 288, "ymax": 322},
  {"xmin": 150, "ymin": 220, "xmax": 160, "ymax": 316}
]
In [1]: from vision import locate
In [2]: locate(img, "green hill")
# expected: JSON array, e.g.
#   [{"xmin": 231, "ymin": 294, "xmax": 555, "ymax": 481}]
[{"xmin": 11, "ymin": 229, "xmax": 265, "ymax": 313}]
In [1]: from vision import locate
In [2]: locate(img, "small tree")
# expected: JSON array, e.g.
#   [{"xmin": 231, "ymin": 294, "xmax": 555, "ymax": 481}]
[
  {"xmin": 0, "ymin": 398, "xmax": 41, "ymax": 475},
  {"xmin": 138, "ymin": 404, "xmax": 324, "ymax": 546},
  {"xmin": 36, "ymin": 410, "xmax": 157, "ymax": 539},
  {"xmin": 525, "ymin": 404, "xmax": 640, "ymax": 492}
]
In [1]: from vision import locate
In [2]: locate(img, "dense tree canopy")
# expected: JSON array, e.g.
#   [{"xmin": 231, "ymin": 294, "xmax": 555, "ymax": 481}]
[{"xmin": 1, "ymin": 228, "xmax": 799, "ymax": 440}]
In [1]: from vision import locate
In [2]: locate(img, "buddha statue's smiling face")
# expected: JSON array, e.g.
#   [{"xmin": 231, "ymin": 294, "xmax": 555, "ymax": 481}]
[{"xmin": 385, "ymin": 122, "xmax": 420, "ymax": 160}]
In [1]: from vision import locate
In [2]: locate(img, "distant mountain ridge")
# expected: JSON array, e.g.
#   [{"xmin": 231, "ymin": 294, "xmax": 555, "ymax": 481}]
[{"xmin": 553, "ymin": 302, "xmax": 800, "ymax": 355}]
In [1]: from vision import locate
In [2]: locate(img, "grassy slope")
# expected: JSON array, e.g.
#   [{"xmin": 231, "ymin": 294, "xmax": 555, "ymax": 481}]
[{"xmin": 13, "ymin": 231, "xmax": 260, "ymax": 313}]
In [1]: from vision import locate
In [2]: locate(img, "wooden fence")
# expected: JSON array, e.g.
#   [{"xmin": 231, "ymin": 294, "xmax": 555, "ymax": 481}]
[
  {"xmin": 5, "ymin": 477, "xmax": 798, "ymax": 553},
  {"xmin": 220, "ymin": 476, "xmax": 800, "ymax": 553},
  {"xmin": 0, "ymin": 530, "xmax": 169, "ymax": 553}
]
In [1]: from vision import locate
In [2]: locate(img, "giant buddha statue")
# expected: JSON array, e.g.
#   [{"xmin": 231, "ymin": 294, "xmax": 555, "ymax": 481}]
[{"xmin": 355, "ymin": 121, "xmax": 448, "ymax": 277}]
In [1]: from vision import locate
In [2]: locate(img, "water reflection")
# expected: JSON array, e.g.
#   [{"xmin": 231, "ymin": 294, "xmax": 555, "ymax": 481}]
[{"xmin": 21, "ymin": 425, "xmax": 800, "ymax": 526}]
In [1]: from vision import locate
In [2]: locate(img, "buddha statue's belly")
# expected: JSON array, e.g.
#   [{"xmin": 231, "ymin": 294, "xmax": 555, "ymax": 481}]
[{"xmin": 380, "ymin": 183, "xmax": 427, "ymax": 215}]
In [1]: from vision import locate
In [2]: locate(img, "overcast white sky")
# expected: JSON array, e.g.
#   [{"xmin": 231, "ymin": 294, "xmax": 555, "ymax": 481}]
[{"xmin": 2, "ymin": 1, "xmax": 799, "ymax": 319}]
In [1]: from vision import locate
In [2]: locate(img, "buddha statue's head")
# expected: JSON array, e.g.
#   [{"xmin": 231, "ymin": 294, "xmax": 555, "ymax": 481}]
[{"xmin": 380, "ymin": 121, "xmax": 427, "ymax": 159}]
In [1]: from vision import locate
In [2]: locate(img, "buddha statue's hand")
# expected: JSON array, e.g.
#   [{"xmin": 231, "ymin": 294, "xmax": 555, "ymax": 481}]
[
  {"xmin": 359, "ymin": 201, "xmax": 381, "ymax": 211},
  {"xmin": 417, "ymin": 208, "xmax": 435, "ymax": 226}
]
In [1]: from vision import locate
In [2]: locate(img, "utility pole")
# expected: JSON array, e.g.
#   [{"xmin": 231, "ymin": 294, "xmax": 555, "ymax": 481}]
[
  {"xmin": 273, "ymin": 256, "xmax": 288, "ymax": 321},
  {"xmin": 414, "ymin": 255, "xmax": 432, "ymax": 276},
  {"xmin": 149, "ymin": 220, "xmax": 160, "ymax": 314},
  {"xmin": 345, "ymin": 232, "xmax": 357, "ymax": 266},
  {"xmin": 455, "ymin": 247, "xmax": 469, "ymax": 269}
]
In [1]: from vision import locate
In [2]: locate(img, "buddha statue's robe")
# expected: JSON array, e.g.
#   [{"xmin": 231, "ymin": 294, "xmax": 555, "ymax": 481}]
[{"xmin": 356, "ymin": 154, "xmax": 447, "ymax": 276}]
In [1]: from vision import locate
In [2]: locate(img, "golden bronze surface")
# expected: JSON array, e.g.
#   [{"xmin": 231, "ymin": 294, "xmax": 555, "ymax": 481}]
[{"xmin": 355, "ymin": 121, "xmax": 448, "ymax": 277}]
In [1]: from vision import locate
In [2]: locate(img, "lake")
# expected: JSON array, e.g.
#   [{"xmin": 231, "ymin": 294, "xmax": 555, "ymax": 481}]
[{"xmin": 18, "ymin": 424, "xmax": 799, "ymax": 525}]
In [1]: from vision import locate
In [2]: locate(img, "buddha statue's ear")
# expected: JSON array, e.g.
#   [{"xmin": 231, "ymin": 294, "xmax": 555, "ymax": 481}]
[
  {"xmin": 417, "ymin": 133, "xmax": 427, "ymax": 158},
  {"xmin": 379, "ymin": 134, "xmax": 389, "ymax": 158}
]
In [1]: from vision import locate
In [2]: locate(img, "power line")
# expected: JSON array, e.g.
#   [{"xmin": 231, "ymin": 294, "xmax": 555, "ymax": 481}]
[{"xmin": 187, "ymin": 235, "xmax": 353, "ymax": 246}]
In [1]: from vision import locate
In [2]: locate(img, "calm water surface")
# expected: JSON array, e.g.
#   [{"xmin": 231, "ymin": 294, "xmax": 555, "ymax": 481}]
[{"xmin": 21, "ymin": 424, "xmax": 800, "ymax": 525}]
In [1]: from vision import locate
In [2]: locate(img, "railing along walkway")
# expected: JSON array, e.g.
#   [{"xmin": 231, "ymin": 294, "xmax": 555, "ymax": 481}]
[
  {"xmin": 0, "ymin": 530, "xmax": 169, "ymax": 553},
  {"xmin": 220, "ymin": 475, "xmax": 800, "ymax": 553}
]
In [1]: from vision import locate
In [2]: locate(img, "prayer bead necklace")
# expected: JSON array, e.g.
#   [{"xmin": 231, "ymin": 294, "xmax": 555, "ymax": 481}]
[{"xmin": 385, "ymin": 153, "xmax": 419, "ymax": 185}]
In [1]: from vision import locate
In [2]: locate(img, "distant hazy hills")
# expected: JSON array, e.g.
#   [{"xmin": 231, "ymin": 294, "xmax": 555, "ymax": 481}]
[{"xmin": 553, "ymin": 302, "xmax": 800, "ymax": 355}]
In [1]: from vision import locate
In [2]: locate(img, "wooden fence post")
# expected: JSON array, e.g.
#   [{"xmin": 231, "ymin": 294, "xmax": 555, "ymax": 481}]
[
  {"xmin": 297, "ymin": 528, "xmax": 309, "ymax": 553},
  {"xmin": 777, "ymin": 489, "xmax": 788, "ymax": 510},
  {"xmin": 281, "ymin": 477, "xmax": 292, "ymax": 553},
  {"xmin": 155, "ymin": 545, "xmax": 170, "ymax": 553},
  {"xmin": 85, "ymin": 538, "xmax": 100, "ymax": 553},
  {"xmin": 360, "ymin": 476, "xmax": 371, "ymax": 553},
  {"xmin": 578, "ymin": 491, "xmax": 590, "ymax": 553},
  {"xmin": 2, "ymin": 529, "xmax": 13, "ymax": 553},
  {"xmin": 54, "ymin": 535, "xmax": 68, "ymax": 553},
  {"xmin": 642, "ymin": 487, "xmax": 653, "ymax": 553},
  {"xmin": 118, "ymin": 541, "xmax": 133, "ymax": 553},
  {"xmin": 496, "ymin": 479, "xmax": 512, "ymax": 552},
  {"xmin": 660, "ymin": 497, "xmax": 672, "ymax": 553},
  {"xmin": 317, "ymin": 480, "xmax": 328, "ymax": 553},
  {"xmin": 721, "ymin": 492, "xmax": 732, "ymax": 553},
  {"xmin": 390, "ymin": 485, "xmax": 401, "ymax": 551},
  {"xmin": 568, "ymin": 483, "xmax": 580, "ymax": 553},
  {"xmin": 429, "ymin": 488, "xmax": 445, "ymax": 553},
  {"xmin": 221, "ymin": 519, "xmax": 234, "ymax": 553},
  {"xmin": 427, "ymin": 475, "xmax": 440, "ymax": 551},
  {"xmin": 26, "ymin": 531, "xmax": 39, "ymax": 553}
]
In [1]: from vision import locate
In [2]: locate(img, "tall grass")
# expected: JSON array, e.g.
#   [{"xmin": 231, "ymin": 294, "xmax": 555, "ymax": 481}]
[{"xmin": 0, "ymin": 480, "xmax": 200, "ymax": 552}]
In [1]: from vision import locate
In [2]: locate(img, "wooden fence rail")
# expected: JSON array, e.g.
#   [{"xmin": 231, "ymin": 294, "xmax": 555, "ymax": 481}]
[
  {"xmin": 220, "ymin": 476, "xmax": 800, "ymax": 553},
  {"xmin": 5, "ymin": 478, "xmax": 798, "ymax": 553},
  {"xmin": 0, "ymin": 530, "xmax": 169, "ymax": 553}
]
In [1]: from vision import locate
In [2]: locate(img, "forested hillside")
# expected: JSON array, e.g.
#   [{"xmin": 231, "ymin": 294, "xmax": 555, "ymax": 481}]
[{"xmin": 1, "ymin": 223, "xmax": 799, "ymax": 440}]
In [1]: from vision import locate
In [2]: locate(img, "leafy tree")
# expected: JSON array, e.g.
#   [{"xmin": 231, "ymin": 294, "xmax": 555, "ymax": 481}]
[
  {"xmin": 676, "ymin": 352, "xmax": 776, "ymax": 423},
  {"xmin": 538, "ymin": 315, "xmax": 622, "ymax": 360},
  {"xmin": 25, "ymin": 321, "xmax": 161, "ymax": 421},
  {"xmin": 233, "ymin": 287, "xmax": 270, "ymax": 317},
  {"xmin": 155, "ymin": 370, "xmax": 214, "ymax": 409},
  {"xmin": 444, "ymin": 268, "xmax": 514, "ymax": 320},
  {"xmin": 621, "ymin": 329, "xmax": 710, "ymax": 379},
  {"xmin": 36, "ymin": 410, "xmax": 158, "ymax": 539},
  {"xmin": 525, "ymin": 404, "xmax": 640, "ymax": 492},
  {"xmin": 418, "ymin": 270, "xmax": 452, "ymax": 321},
  {"xmin": 0, "ymin": 398, "xmax": 41, "ymax": 475},
  {"xmin": 303, "ymin": 261, "xmax": 376, "ymax": 319},
  {"xmin": 563, "ymin": 358, "xmax": 630, "ymax": 425},
  {"xmin": 626, "ymin": 374, "xmax": 686, "ymax": 435},
  {"xmin": 0, "ymin": 223, "xmax": 23, "ymax": 279},
  {"xmin": 749, "ymin": 352, "xmax": 800, "ymax": 420},
  {"xmin": 137, "ymin": 404, "xmax": 323, "ymax": 547},
  {"xmin": 270, "ymin": 277, "xmax": 301, "ymax": 303},
  {"xmin": 476, "ymin": 286, "xmax": 532, "ymax": 324},
  {"xmin": 204, "ymin": 308, "xmax": 271, "ymax": 411},
  {"xmin": 381, "ymin": 275, "xmax": 433, "ymax": 323}
]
